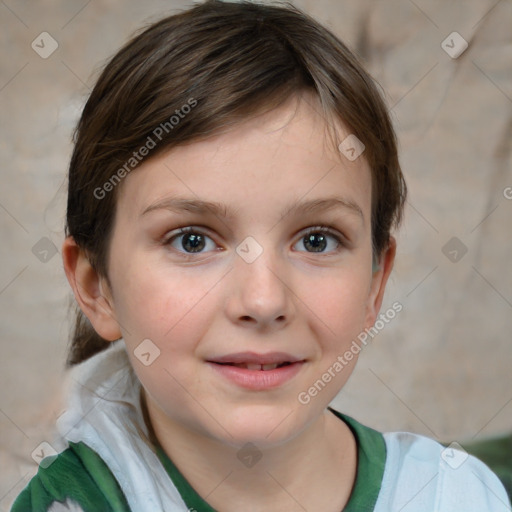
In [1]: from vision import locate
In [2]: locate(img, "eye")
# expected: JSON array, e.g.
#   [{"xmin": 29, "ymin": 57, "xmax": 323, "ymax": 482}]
[
  {"xmin": 293, "ymin": 226, "xmax": 344, "ymax": 254},
  {"xmin": 164, "ymin": 227, "xmax": 218, "ymax": 255}
]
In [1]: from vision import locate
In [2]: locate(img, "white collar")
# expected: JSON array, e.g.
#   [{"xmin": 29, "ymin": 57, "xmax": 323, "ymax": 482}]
[{"xmin": 56, "ymin": 339, "xmax": 189, "ymax": 512}]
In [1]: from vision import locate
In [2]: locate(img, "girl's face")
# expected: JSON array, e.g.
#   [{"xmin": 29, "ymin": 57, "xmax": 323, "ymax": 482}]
[{"xmin": 98, "ymin": 93, "xmax": 393, "ymax": 447}]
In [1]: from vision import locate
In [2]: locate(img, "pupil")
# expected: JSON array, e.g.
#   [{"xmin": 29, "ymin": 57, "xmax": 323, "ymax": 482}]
[
  {"xmin": 182, "ymin": 233, "xmax": 205, "ymax": 253},
  {"xmin": 305, "ymin": 233, "xmax": 326, "ymax": 252}
]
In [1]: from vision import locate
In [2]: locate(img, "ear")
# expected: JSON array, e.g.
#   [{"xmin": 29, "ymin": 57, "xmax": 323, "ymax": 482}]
[
  {"xmin": 61, "ymin": 236, "xmax": 122, "ymax": 341},
  {"xmin": 364, "ymin": 236, "xmax": 396, "ymax": 329}
]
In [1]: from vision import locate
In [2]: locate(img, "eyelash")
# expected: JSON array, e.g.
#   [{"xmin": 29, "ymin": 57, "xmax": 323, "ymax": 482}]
[
  {"xmin": 163, "ymin": 225, "xmax": 346, "ymax": 258},
  {"xmin": 299, "ymin": 226, "xmax": 345, "ymax": 253}
]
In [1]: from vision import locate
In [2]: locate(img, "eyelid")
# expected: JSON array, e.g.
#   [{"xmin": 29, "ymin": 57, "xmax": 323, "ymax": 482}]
[
  {"xmin": 294, "ymin": 225, "xmax": 348, "ymax": 252},
  {"xmin": 300, "ymin": 225, "xmax": 346, "ymax": 241},
  {"xmin": 163, "ymin": 225, "xmax": 212, "ymax": 242}
]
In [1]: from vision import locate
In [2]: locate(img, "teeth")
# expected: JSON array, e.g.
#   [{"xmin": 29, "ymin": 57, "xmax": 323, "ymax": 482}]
[{"xmin": 230, "ymin": 363, "xmax": 282, "ymax": 370}]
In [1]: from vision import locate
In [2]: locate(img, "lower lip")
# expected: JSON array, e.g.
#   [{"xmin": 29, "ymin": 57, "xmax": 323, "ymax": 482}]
[{"xmin": 207, "ymin": 362, "xmax": 305, "ymax": 390}]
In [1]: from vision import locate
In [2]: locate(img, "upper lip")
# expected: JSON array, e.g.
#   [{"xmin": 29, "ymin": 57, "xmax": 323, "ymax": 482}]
[{"xmin": 207, "ymin": 352, "xmax": 304, "ymax": 365}]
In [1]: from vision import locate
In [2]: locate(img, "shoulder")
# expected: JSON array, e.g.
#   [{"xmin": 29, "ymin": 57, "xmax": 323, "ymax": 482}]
[
  {"xmin": 11, "ymin": 442, "xmax": 131, "ymax": 512},
  {"xmin": 376, "ymin": 431, "xmax": 511, "ymax": 511}
]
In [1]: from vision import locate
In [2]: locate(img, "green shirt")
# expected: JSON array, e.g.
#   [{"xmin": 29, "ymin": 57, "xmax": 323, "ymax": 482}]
[{"xmin": 11, "ymin": 409, "xmax": 386, "ymax": 512}]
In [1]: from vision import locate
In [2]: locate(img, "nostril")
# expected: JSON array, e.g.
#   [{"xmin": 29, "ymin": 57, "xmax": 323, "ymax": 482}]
[{"xmin": 238, "ymin": 314, "xmax": 286, "ymax": 323}]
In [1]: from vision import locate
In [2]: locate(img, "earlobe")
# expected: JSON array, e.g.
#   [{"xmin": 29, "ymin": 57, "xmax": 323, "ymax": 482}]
[
  {"xmin": 61, "ymin": 236, "xmax": 122, "ymax": 341},
  {"xmin": 364, "ymin": 237, "xmax": 397, "ymax": 328}
]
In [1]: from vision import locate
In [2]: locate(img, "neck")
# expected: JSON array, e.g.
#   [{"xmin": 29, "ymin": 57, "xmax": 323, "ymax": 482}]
[{"xmin": 142, "ymin": 394, "xmax": 357, "ymax": 512}]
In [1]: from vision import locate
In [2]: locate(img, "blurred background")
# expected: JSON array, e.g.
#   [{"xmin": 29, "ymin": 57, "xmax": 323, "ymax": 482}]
[{"xmin": 1, "ymin": 0, "xmax": 511, "ymax": 509}]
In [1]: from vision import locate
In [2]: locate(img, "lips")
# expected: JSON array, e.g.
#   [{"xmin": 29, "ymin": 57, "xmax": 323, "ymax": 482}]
[
  {"xmin": 207, "ymin": 351, "xmax": 303, "ymax": 368},
  {"xmin": 206, "ymin": 352, "xmax": 305, "ymax": 390}
]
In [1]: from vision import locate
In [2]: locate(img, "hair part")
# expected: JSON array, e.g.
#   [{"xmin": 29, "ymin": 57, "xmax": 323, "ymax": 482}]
[{"xmin": 65, "ymin": 0, "xmax": 406, "ymax": 366}]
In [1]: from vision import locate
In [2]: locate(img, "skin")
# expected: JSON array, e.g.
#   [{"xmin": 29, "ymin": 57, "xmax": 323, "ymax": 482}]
[{"xmin": 62, "ymin": 91, "xmax": 395, "ymax": 511}]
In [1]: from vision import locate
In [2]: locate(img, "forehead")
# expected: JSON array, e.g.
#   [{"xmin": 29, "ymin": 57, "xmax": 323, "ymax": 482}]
[{"xmin": 116, "ymin": 93, "xmax": 372, "ymax": 225}]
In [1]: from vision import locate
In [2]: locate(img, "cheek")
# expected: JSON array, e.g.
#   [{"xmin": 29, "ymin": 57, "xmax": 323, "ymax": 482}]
[
  {"xmin": 111, "ymin": 257, "xmax": 217, "ymax": 342},
  {"xmin": 115, "ymin": 262, "xmax": 216, "ymax": 421},
  {"xmin": 127, "ymin": 350, "xmax": 208, "ymax": 436},
  {"xmin": 295, "ymin": 271, "xmax": 372, "ymax": 405},
  {"xmin": 110, "ymin": 260, "xmax": 223, "ymax": 413},
  {"xmin": 300, "ymin": 267, "xmax": 372, "ymax": 342}
]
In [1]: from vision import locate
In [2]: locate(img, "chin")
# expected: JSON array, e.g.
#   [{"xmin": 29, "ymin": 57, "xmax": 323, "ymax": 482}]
[{"xmin": 207, "ymin": 402, "xmax": 311, "ymax": 449}]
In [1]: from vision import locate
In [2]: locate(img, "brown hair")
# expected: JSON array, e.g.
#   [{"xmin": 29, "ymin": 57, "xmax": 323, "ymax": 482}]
[{"xmin": 65, "ymin": 0, "xmax": 406, "ymax": 365}]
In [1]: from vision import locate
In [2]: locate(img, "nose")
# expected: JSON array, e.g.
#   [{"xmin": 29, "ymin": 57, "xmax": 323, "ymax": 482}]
[{"xmin": 226, "ymin": 244, "xmax": 295, "ymax": 330}]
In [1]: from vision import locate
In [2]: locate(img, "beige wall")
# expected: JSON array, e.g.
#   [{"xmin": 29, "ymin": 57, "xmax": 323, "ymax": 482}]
[{"xmin": 1, "ymin": 0, "xmax": 511, "ymax": 508}]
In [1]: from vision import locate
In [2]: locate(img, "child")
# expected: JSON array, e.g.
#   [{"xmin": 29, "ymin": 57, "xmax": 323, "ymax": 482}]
[{"xmin": 12, "ymin": 1, "xmax": 510, "ymax": 511}]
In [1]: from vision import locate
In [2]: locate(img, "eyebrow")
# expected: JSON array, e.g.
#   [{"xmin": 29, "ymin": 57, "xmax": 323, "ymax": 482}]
[{"xmin": 140, "ymin": 196, "xmax": 364, "ymax": 222}]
